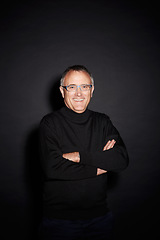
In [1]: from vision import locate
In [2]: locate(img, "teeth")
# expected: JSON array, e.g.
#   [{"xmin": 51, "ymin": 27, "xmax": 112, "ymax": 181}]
[{"xmin": 73, "ymin": 99, "xmax": 84, "ymax": 102}]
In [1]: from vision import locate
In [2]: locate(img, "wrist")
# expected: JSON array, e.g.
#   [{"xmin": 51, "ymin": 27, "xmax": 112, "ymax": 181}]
[{"xmin": 77, "ymin": 152, "xmax": 80, "ymax": 162}]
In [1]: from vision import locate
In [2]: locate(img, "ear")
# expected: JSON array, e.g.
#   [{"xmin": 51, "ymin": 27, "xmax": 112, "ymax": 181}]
[
  {"xmin": 91, "ymin": 85, "xmax": 94, "ymax": 97},
  {"xmin": 59, "ymin": 86, "xmax": 64, "ymax": 98}
]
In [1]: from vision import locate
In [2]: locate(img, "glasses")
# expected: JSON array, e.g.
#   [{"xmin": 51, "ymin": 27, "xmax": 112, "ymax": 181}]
[{"xmin": 62, "ymin": 84, "xmax": 93, "ymax": 92}]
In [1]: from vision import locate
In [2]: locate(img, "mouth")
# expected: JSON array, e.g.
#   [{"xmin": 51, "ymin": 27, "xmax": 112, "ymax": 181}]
[{"xmin": 73, "ymin": 99, "xmax": 84, "ymax": 102}]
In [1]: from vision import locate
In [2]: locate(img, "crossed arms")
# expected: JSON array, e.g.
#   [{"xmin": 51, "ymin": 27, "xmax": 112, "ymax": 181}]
[
  {"xmin": 63, "ymin": 139, "xmax": 116, "ymax": 176},
  {"xmin": 40, "ymin": 117, "xmax": 129, "ymax": 181}
]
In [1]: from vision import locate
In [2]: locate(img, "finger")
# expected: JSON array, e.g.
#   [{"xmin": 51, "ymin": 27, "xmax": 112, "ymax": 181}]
[
  {"xmin": 106, "ymin": 140, "xmax": 114, "ymax": 150},
  {"xmin": 103, "ymin": 140, "xmax": 111, "ymax": 151},
  {"xmin": 104, "ymin": 139, "xmax": 116, "ymax": 150},
  {"xmin": 108, "ymin": 140, "xmax": 116, "ymax": 149}
]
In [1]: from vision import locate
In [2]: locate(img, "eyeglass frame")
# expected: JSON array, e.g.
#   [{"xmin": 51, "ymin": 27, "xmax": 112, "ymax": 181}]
[{"xmin": 62, "ymin": 84, "xmax": 93, "ymax": 92}]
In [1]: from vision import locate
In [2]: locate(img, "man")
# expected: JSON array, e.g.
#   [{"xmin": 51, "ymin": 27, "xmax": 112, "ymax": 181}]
[{"xmin": 39, "ymin": 65, "xmax": 129, "ymax": 240}]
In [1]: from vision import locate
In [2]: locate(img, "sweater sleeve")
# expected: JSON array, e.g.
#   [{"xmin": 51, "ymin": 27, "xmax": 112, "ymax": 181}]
[
  {"xmin": 80, "ymin": 117, "xmax": 129, "ymax": 172},
  {"xmin": 39, "ymin": 117, "xmax": 97, "ymax": 180}
]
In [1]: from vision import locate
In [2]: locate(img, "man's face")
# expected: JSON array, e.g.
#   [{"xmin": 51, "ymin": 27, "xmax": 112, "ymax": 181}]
[{"xmin": 60, "ymin": 70, "xmax": 94, "ymax": 113}]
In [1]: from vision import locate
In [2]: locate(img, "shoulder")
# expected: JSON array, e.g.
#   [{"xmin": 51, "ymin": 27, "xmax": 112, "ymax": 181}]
[{"xmin": 40, "ymin": 109, "xmax": 62, "ymax": 126}]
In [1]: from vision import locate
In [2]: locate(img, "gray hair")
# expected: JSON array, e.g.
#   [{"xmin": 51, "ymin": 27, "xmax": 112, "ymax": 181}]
[{"xmin": 60, "ymin": 65, "xmax": 94, "ymax": 86}]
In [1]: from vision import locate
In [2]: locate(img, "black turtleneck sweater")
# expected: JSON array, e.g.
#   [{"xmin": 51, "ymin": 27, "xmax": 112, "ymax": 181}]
[{"xmin": 39, "ymin": 106, "xmax": 129, "ymax": 220}]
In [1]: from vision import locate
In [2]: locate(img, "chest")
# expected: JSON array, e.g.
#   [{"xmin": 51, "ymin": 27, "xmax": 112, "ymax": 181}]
[{"xmin": 56, "ymin": 117, "xmax": 107, "ymax": 153}]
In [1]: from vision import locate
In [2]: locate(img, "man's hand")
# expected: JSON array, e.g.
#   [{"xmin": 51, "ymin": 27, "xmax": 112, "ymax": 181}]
[
  {"xmin": 103, "ymin": 139, "xmax": 116, "ymax": 151},
  {"xmin": 97, "ymin": 139, "xmax": 116, "ymax": 176},
  {"xmin": 63, "ymin": 152, "xmax": 80, "ymax": 163},
  {"xmin": 97, "ymin": 168, "xmax": 107, "ymax": 175}
]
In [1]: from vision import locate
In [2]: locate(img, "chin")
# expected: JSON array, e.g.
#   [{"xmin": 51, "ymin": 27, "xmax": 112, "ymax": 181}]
[{"xmin": 74, "ymin": 108, "xmax": 86, "ymax": 113}]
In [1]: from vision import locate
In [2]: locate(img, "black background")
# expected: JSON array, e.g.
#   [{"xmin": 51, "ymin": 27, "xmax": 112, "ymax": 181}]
[{"xmin": 1, "ymin": 0, "xmax": 160, "ymax": 239}]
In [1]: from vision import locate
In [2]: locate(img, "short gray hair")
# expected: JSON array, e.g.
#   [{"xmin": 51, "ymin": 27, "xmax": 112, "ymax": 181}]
[{"xmin": 60, "ymin": 65, "xmax": 94, "ymax": 86}]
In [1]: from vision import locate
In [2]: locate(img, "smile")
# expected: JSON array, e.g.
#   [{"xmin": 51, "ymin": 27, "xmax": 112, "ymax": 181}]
[{"xmin": 73, "ymin": 99, "xmax": 84, "ymax": 102}]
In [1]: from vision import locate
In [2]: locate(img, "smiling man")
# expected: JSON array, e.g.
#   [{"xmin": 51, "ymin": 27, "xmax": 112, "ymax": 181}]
[
  {"xmin": 39, "ymin": 65, "xmax": 129, "ymax": 240},
  {"xmin": 60, "ymin": 69, "xmax": 94, "ymax": 113}
]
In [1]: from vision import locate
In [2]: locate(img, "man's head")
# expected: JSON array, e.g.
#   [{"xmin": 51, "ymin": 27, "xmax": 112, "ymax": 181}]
[{"xmin": 60, "ymin": 65, "xmax": 94, "ymax": 113}]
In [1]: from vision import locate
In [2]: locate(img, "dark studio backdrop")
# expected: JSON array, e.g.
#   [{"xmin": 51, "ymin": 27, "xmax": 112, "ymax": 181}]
[{"xmin": 1, "ymin": 0, "xmax": 160, "ymax": 239}]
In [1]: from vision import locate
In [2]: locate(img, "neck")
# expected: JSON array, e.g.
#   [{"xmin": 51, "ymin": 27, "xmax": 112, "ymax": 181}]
[{"xmin": 60, "ymin": 105, "xmax": 91, "ymax": 123}]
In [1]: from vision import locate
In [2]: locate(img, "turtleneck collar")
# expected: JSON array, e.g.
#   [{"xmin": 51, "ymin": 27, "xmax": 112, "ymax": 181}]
[{"xmin": 60, "ymin": 106, "xmax": 91, "ymax": 123}]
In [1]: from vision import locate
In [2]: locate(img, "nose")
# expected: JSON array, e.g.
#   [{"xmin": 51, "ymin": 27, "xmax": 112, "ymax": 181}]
[{"xmin": 75, "ymin": 86, "xmax": 82, "ymax": 96}]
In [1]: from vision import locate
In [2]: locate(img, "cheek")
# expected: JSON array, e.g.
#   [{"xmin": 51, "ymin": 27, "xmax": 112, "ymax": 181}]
[
  {"xmin": 65, "ymin": 93, "xmax": 74, "ymax": 103},
  {"xmin": 85, "ymin": 93, "xmax": 92, "ymax": 101}
]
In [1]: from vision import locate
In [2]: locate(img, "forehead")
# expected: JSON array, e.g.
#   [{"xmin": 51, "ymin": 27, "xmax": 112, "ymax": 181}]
[{"xmin": 64, "ymin": 70, "xmax": 91, "ymax": 85}]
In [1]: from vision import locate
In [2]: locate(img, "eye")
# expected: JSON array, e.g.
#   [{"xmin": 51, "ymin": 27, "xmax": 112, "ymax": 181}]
[
  {"xmin": 68, "ymin": 85, "xmax": 76, "ymax": 90},
  {"xmin": 82, "ymin": 84, "xmax": 89, "ymax": 90}
]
